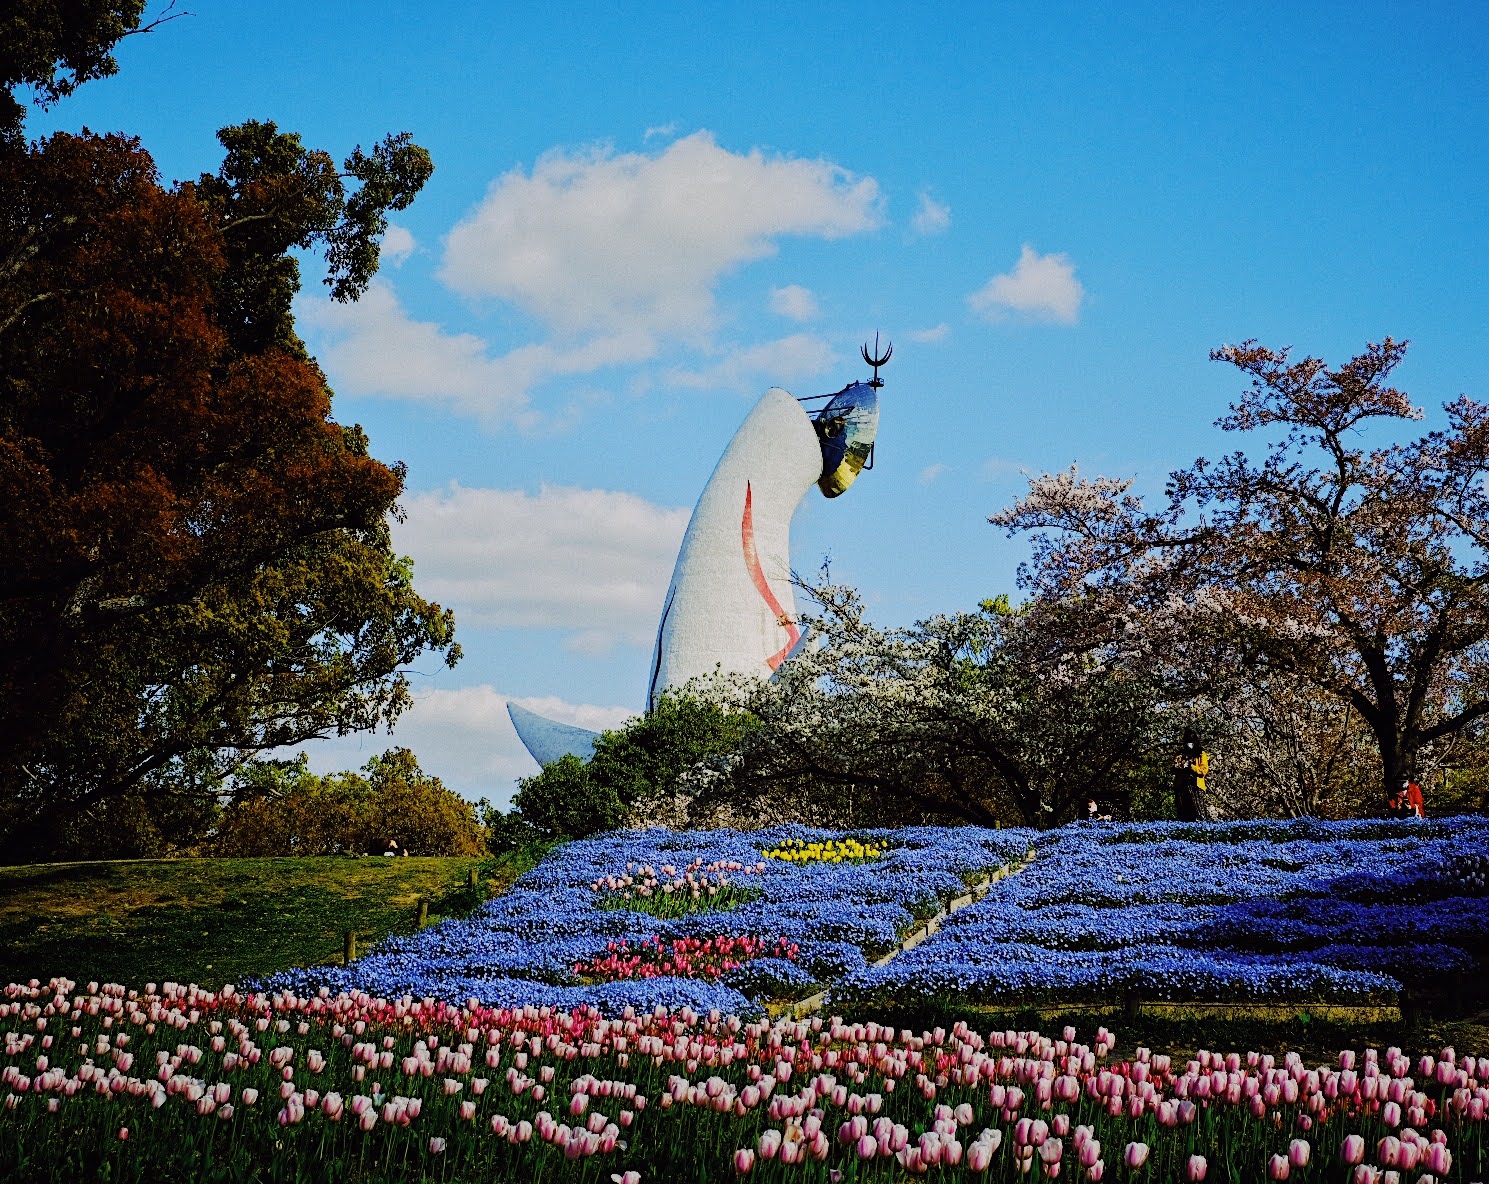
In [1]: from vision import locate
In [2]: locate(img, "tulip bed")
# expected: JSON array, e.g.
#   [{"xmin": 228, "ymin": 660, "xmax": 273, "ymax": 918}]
[
  {"xmin": 841, "ymin": 817, "xmax": 1489, "ymax": 1010},
  {"xmin": 2, "ymin": 977, "xmax": 1487, "ymax": 1183}
]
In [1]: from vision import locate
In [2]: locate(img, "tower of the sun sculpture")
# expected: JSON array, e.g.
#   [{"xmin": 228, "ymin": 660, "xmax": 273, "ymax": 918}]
[{"xmin": 508, "ymin": 345, "xmax": 888, "ymax": 767}]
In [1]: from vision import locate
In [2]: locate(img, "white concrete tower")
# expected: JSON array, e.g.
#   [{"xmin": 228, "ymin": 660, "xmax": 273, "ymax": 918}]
[{"xmin": 646, "ymin": 387, "xmax": 823, "ymax": 709}]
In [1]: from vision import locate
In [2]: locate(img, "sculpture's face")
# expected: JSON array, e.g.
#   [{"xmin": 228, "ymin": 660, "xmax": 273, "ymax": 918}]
[{"xmin": 813, "ymin": 381, "xmax": 880, "ymax": 498}]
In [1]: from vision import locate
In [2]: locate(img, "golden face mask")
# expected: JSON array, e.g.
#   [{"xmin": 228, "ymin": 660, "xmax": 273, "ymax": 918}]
[{"xmin": 813, "ymin": 381, "xmax": 880, "ymax": 498}]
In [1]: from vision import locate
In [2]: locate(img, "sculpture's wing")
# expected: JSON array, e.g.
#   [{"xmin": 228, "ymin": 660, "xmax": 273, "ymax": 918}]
[{"xmin": 507, "ymin": 702, "xmax": 601, "ymax": 767}]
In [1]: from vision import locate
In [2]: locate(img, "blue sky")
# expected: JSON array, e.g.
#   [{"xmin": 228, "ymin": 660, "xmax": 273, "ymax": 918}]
[{"xmin": 32, "ymin": 2, "xmax": 1489, "ymax": 802}]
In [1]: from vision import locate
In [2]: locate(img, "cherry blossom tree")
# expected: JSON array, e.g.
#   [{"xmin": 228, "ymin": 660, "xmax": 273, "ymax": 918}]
[
  {"xmin": 994, "ymin": 339, "xmax": 1489, "ymax": 806},
  {"xmin": 686, "ymin": 582, "xmax": 1167, "ymax": 829}
]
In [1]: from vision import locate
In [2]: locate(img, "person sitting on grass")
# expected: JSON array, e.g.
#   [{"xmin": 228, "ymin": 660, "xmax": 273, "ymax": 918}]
[{"xmin": 1390, "ymin": 775, "xmax": 1425, "ymax": 819}]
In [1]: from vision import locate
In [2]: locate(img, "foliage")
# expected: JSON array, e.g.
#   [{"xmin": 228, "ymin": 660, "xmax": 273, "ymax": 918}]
[
  {"xmin": 692, "ymin": 584, "xmax": 1170, "ymax": 829},
  {"xmin": 0, "ymin": 1, "xmax": 156, "ymax": 146},
  {"xmin": 0, "ymin": 120, "xmax": 454, "ymax": 861},
  {"xmin": 588, "ymin": 690, "xmax": 758, "ymax": 821},
  {"xmin": 1191, "ymin": 677, "xmax": 1383, "ymax": 820},
  {"xmin": 503, "ymin": 691, "xmax": 756, "ymax": 839},
  {"xmin": 0, "ymin": 855, "xmax": 484, "ymax": 988},
  {"xmin": 213, "ymin": 749, "xmax": 485, "ymax": 858},
  {"xmin": 509, "ymin": 755, "xmax": 625, "ymax": 840},
  {"xmin": 994, "ymin": 338, "xmax": 1489, "ymax": 804}
]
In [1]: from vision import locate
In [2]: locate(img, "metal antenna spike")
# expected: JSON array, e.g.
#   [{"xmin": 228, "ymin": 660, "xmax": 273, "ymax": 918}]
[{"xmin": 861, "ymin": 333, "xmax": 892, "ymax": 388}]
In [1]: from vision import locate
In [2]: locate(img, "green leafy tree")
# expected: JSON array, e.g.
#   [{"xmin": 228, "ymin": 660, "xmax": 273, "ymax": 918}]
[
  {"xmin": 0, "ymin": 1, "xmax": 177, "ymax": 148},
  {"xmin": 214, "ymin": 749, "xmax": 484, "ymax": 856},
  {"xmin": 510, "ymin": 755, "xmax": 625, "ymax": 841},
  {"xmin": 505, "ymin": 692, "xmax": 757, "ymax": 839},
  {"xmin": 0, "ymin": 16, "xmax": 453, "ymax": 859},
  {"xmin": 587, "ymin": 692, "xmax": 758, "ymax": 821}
]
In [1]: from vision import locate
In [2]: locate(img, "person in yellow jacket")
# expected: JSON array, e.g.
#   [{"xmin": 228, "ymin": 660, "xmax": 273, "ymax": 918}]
[{"xmin": 1173, "ymin": 728, "xmax": 1208, "ymax": 822}]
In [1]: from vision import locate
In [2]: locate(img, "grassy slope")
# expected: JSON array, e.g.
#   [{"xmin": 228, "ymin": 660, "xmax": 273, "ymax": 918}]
[{"xmin": 0, "ymin": 855, "xmax": 487, "ymax": 988}]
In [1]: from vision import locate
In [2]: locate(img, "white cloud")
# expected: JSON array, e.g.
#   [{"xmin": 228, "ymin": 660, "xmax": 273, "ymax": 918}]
[
  {"xmin": 380, "ymin": 223, "xmax": 416, "ymax": 266},
  {"xmin": 909, "ymin": 323, "xmax": 950, "ymax": 344},
  {"xmin": 664, "ymin": 334, "xmax": 838, "ymax": 392},
  {"xmin": 911, "ymin": 189, "xmax": 951, "ymax": 236},
  {"xmin": 968, "ymin": 245, "xmax": 1084, "ymax": 325},
  {"xmin": 919, "ymin": 463, "xmax": 949, "ymax": 485},
  {"xmin": 296, "ymin": 685, "xmax": 636, "ymax": 806},
  {"xmin": 440, "ymin": 131, "xmax": 882, "ymax": 339},
  {"xmin": 299, "ymin": 282, "xmax": 653, "ymax": 422},
  {"xmin": 769, "ymin": 284, "xmax": 819, "ymax": 322},
  {"xmin": 393, "ymin": 483, "xmax": 690, "ymax": 649},
  {"xmin": 643, "ymin": 122, "xmax": 679, "ymax": 142}
]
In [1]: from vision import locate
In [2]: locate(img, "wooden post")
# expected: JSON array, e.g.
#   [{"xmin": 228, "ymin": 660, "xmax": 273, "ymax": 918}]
[
  {"xmin": 343, "ymin": 930, "xmax": 356, "ymax": 965},
  {"xmin": 468, "ymin": 867, "xmax": 479, "ymax": 887},
  {"xmin": 416, "ymin": 898, "xmax": 430, "ymax": 927}
]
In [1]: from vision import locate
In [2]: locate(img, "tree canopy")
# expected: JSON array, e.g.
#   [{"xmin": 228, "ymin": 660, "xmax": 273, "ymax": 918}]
[
  {"xmin": 685, "ymin": 585, "xmax": 1168, "ymax": 829},
  {"xmin": 215, "ymin": 749, "xmax": 485, "ymax": 857},
  {"xmin": 995, "ymin": 339, "xmax": 1489, "ymax": 801},
  {"xmin": 0, "ymin": 117, "xmax": 453, "ymax": 859},
  {"xmin": 1, "ymin": 1, "xmax": 150, "ymax": 147}
]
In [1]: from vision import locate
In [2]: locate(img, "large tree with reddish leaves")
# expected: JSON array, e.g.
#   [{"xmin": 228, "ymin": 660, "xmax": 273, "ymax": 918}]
[
  {"xmin": 0, "ymin": 95, "xmax": 456, "ymax": 857},
  {"xmin": 994, "ymin": 339, "xmax": 1489, "ymax": 805}
]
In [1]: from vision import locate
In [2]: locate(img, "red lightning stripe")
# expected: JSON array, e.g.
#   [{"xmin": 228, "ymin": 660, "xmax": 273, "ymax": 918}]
[{"xmin": 741, "ymin": 481, "xmax": 802, "ymax": 671}]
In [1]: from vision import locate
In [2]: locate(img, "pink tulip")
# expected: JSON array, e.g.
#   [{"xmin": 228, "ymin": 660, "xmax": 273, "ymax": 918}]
[
  {"xmin": 1340, "ymin": 1135, "xmax": 1365, "ymax": 1165},
  {"xmin": 758, "ymin": 1130, "xmax": 782, "ymax": 1160},
  {"xmin": 1351, "ymin": 1167, "xmax": 1381, "ymax": 1184},
  {"xmin": 1382, "ymin": 1100, "xmax": 1402, "ymax": 1127},
  {"xmin": 734, "ymin": 1149, "xmax": 755, "ymax": 1175},
  {"xmin": 1086, "ymin": 1162, "xmax": 1104, "ymax": 1182},
  {"xmin": 117, "ymin": 1127, "xmax": 128, "ymax": 1141},
  {"xmin": 1124, "ymin": 1143, "xmax": 1149, "ymax": 1169},
  {"xmin": 1268, "ymin": 1154, "xmax": 1290, "ymax": 1180},
  {"xmin": 1079, "ymin": 1140, "xmax": 1101, "ymax": 1168},
  {"xmin": 967, "ymin": 1141, "xmax": 993, "ymax": 1172},
  {"xmin": 428, "ymin": 1137, "xmax": 446, "ymax": 1155},
  {"xmin": 1186, "ymin": 1155, "xmax": 1207, "ymax": 1181},
  {"xmin": 857, "ymin": 1134, "xmax": 878, "ymax": 1160},
  {"xmin": 1424, "ymin": 1144, "xmax": 1451, "ymax": 1174},
  {"xmin": 1289, "ymin": 1139, "xmax": 1310, "ymax": 1168}
]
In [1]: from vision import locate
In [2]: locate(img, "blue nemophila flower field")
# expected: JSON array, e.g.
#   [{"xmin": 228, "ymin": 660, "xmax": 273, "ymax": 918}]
[
  {"xmin": 269, "ymin": 825, "xmax": 1034, "ymax": 1013},
  {"xmin": 271, "ymin": 816, "xmax": 1489, "ymax": 1012},
  {"xmin": 840, "ymin": 816, "xmax": 1489, "ymax": 1007}
]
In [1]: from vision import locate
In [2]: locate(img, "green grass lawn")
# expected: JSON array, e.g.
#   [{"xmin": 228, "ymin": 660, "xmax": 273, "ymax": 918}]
[{"xmin": 0, "ymin": 854, "xmax": 498, "ymax": 989}]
